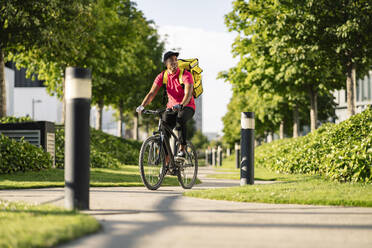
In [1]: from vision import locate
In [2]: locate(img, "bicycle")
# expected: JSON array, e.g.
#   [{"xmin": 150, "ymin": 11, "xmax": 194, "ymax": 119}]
[{"xmin": 138, "ymin": 108, "xmax": 198, "ymax": 190}]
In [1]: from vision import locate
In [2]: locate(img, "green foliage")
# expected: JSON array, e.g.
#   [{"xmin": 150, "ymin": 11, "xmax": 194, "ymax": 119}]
[
  {"xmin": 0, "ymin": 116, "xmax": 32, "ymax": 123},
  {"xmin": 55, "ymin": 126, "xmax": 141, "ymax": 169},
  {"xmin": 191, "ymin": 130, "xmax": 209, "ymax": 150},
  {"xmin": 185, "ymin": 118, "xmax": 196, "ymax": 140},
  {"xmin": 6, "ymin": 0, "xmax": 165, "ymax": 115},
  {"xmin": 0, "ymin": 116, "xmax": 53, "ymax": 174},
  {"xmin": 0, "ymin": 135, "xmax": 52, "ymax": 174},
  {"xmin": 255, "ymin": 108, "xmax": 372, "ymax": 183},
  {"xmin": 1, "ymin": 0, "xmax": 91, "ymax": 54},
  {"xmin": 0, "ymin": 116, "xmax": 141, "ymax": 173},
  {"xmin": 220, "ymin": 0, "xmax": 349, "ymax": 137}
]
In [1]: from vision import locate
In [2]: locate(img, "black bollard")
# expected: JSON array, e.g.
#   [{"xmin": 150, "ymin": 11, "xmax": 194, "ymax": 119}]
[
  {"xmin": 240, "ymin": 112, "xmax": 255, "ymax": 186},
  {"xmin": 218, "ymin": 146, "xmax": 223, "ymax": 166},
  {"xmin": 64, "ymin": 67, "xmax": 92, "ymax": 210},
  {"xmin": 208, "ymin": 149, "xmax": 212, "ymax": 165}
]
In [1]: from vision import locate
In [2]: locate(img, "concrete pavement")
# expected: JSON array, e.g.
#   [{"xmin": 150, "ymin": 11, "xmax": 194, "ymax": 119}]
[{"xmin": 0, "ymin": 166, "xmax": 372, "ymax": 248}]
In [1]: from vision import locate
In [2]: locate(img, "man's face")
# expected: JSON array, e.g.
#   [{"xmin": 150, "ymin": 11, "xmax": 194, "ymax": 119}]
[{"xmin": 165, "ymin": 55, "xmax": 178, "ymax": 71}]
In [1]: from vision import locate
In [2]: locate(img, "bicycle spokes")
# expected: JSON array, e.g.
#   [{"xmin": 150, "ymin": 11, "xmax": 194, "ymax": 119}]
[
  {"xmin": 140, "ymin": 137, "xmax": 165, "ymax": 189},
  {"xmin": 177, "ymin": 142, "xmax": 198, "ymax": 189}
]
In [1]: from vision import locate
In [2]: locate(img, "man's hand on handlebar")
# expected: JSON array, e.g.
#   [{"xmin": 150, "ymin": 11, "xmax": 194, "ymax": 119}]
[
  {"xmin": 172, "ymin": 104, "xmax": 183, "ymax": 112},
  {"xmin": 136, "ymin": 105, "xmax": 144, "ymax": 114}
]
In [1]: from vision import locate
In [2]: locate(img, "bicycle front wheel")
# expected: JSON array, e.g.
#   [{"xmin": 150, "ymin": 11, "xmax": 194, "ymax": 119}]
[
  {"xmin": 177, "ymin": 141, "xmax": 198, "ymax": 189},
  {"xmin": 139, "ymin": 135, "xmax": 166, "ymax": 190}
]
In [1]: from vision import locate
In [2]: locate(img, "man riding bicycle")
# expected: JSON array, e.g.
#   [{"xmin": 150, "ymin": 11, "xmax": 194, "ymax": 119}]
[{"xmin": 136, "ymin": 51, "xmax": 195, "ymax": 166}]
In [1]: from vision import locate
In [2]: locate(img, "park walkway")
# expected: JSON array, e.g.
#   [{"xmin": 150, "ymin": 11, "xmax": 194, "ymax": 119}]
[{"xmin": 0, "ymin": 166, "xmax": 372, "ymax": 248}]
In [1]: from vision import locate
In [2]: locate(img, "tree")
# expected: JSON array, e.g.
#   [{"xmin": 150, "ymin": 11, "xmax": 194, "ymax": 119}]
[
  {"xmin": 6, "ymin": 0, "xmax": 165, "ymax": 135},
  {"xmin": 191, "ymin": 130, "xmax": 209, "ymax": 150},
  {"xmin": 0, "ymin": 0, "xmax": 93, "ymax": 117},
  {"xmin": 222, "ymin": 0, "xmax": 344, "ymax": 133},
  {"xmin": 286, "ymin": 0, "xmax": 372, "ymax": 117}
]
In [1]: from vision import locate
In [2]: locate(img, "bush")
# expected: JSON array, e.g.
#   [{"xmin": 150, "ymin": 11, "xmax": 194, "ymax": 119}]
[
  {"xmin": 55, "ymin": 126, "xmax": 141, "ymax": 168},
  {"xmin": 0, "ymin": 116, "xmax": 32, "ymax": 123},
  {"xmin": 255, "ymin": 107, "xmax": 372, "ymax": 183},
  {"xmin": 0, "ymin": 116, "xmax": 53, "ymax": 174},
  {"xmin": 0, "ymin": 116, "xmax": 141, "ymax": 172},
  {"xmin": 0, "ymin": 135, "xmax": 53, "ymax": 174}
]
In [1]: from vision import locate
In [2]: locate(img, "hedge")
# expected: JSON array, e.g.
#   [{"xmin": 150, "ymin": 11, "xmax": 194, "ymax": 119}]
[
  {"xmin": 0, "ymin": 116, "xmax": 32, "ymax": 124},
  {"xmin": 255, "ymin": 107, "xmax": 372, "ymax": 183},
  {"xmin": 0, "ymin": 135, "xmax": 53, "ymax": 174},
  {"xmin": 0, "ymin": 116, "xmax": 53, "ymax": 174},
  {"xmin": 0, "ymin": 116, "xmax": 141, "ymax": 173},
  {"xmin": 55, "ymin": 126, "xmax": 141, "ymax": 168}
]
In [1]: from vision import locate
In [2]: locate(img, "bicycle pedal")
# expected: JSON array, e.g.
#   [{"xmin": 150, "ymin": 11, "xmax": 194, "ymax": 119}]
[
  {"xmin": 174, "ymin": 156, "xmax": 186, "ymax": 163},
  {"xmin": 166, "ymin": 167, "xmax": 178, "ymax": 176}
]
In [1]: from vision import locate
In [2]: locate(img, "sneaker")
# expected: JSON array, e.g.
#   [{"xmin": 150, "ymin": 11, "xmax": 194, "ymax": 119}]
[{"xmin": 176, "ymin": 150, "xmax": 186, "ymax": 158}]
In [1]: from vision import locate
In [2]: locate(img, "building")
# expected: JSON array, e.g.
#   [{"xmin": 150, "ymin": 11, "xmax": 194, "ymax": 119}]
[
  {"xmin": 193, "ymin": 95, "xmax": 203, "ymax": 131},
  {"xmin": 333, "ymin": 71, "xmax": 372, "ymax": 123},
  {"xmin": 4, "ymin": 62, "xmax": 62, "ymax": 122},
  {"xmin": 4, "ymin": 62, "xmax": 117, "ymax": 135}
]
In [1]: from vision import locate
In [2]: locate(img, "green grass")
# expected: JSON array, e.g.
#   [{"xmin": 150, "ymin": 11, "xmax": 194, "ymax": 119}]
[
  {"xmin": 185, "ymin": 176, "xmax": 372, "ymax": 207},
  {"xmin": 198, "ymin": 158, "xmax": 206, "ymax": 167},
  {"xmin": 207, "ymin": 155, "xmax": 303, "ymax": 181},
  {"xmin": 186, "ymin": 155, "xmax": 372, "ymax": 207},
  {"xmin": 0, "ymin": 200, "xmax": 100, "ymax": 248},
  {"xmin": 0, "ymin": 165, "xmax": 183, "ymax": 189}
]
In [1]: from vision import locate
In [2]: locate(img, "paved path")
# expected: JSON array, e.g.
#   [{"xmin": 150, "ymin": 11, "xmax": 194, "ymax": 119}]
[{"xmin": 1, "ymin": 166, "xmax": 372, "ymax": 248}]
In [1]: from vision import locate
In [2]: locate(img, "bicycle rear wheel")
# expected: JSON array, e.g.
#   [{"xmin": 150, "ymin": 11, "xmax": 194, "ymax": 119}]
[
  {"xmin": 139, "ymin": 135, "xmax": 166, "ymax": 190},
  {"xmin": 176, "ymin": 141, "xmax": 198, "ymax": 189}
]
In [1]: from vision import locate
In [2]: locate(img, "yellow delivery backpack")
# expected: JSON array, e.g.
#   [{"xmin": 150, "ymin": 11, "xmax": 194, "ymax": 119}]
[{"xmin": 162, "ymin": 58, "xmax": 203, "ymax": 98}]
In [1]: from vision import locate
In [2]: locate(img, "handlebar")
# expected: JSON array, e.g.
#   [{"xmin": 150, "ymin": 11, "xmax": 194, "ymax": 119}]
[{"xmin": 142, "ymin": 108, "xmax": 178, "ymax": 115}]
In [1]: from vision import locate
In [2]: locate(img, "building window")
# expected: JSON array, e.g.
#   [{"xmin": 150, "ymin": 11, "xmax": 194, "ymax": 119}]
[{"xmin": 5, "ymin": 61, "xmax": 45, "ymax": 87}]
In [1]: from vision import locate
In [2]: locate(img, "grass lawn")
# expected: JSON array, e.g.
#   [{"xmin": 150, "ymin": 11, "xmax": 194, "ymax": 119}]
[
  {"xmin": 0, "ymin": 165, "xmax": 184, "ymax": 189},
  {"xmin": 0, "ymin": 200, "xmax": 100, "ymax": 248},
  {"xmin": 198, "ymin": 158, "xmax": 206, "ymax": 167},
  {"xmin": 207, "ymin": 155, "xmax": 303, "ymax": 181},
  {"xmin": 185, "ymin": 155, "xmax": 372, "ymax": 207}
]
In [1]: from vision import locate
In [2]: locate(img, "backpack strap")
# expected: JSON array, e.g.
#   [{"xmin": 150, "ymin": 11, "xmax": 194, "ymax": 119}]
[
  {"xmin": 163, "ymin": 69, "xmax": 185, "ymax": 85},
  {"xmin": 179, "ymin": 68, "xmax": 184, "ymax": 85},
  {"xmin": 162, "ymin": 70, "xmax": 168, "ymax": 85},
  {"xmin": 161, "ymin": 70, "xmax": 168, "ymax": 105}
]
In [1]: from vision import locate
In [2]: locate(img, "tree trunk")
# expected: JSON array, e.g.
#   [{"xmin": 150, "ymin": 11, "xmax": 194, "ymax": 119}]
[
  {"xmin": 133, "ymin": 113, "xmax": 138, "ymax": 140},
  {"xmin": 279, "ymin": 120, "xmax": 284, "ymax": 139},
  {"xmin": 96, "ymin": 98, "xmax": 103, "ymax": 130},
  {"xmin": 117, "ymin": 101, "xmax": 124, "ymax": 138},
  {"xmin": 267, "ymin": 131, "xmax": 273, "ymax": 143},
  {"xmin": 309, "ymin": 87, "xmax": 318, "ymax": 132},
  {"xmin": 0, "ymin": 49, "xmax": 7, "ymax": 118},
  {"xmin": 346, "ymin": 62, "xmax": 357, "ymax": 117},
  {"xmin": 61, "ymin": 77, "xmax": 66, "ymax": 124},
  {"xmin": 293, "ymin": 103, "xmax": 299, "ymax": 138}
]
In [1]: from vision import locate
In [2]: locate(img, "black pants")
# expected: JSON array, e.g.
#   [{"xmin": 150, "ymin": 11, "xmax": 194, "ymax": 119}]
[{"xmin": 162, "ymin": 107, "xmax": 194, "ymax": 155}]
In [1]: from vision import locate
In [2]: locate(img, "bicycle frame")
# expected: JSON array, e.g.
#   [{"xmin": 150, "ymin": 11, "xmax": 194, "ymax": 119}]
[
  {"xmin": 144, "ymin": 108, "xmax": 191, "ymax": 170},
  {"xmin": 158, "ymin": 118, "xmax": 179, "ymax": 169},
  {"xmin": 140, "ymin": 108, "xmax": 198, "ymax": 190}
]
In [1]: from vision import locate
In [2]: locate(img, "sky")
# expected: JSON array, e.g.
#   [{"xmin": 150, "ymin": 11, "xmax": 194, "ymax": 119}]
[{"xmin": 133, "ymin": 0, "xmax": 238, "ymax": 135}]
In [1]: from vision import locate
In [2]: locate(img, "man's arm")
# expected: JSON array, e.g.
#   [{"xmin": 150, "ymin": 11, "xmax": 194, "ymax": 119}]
[
  {"xmin": 141, "ymin": 83, "xmax": 161, "ymax": 107},
  {"xmin": 180, "ymin": 83, "xmax": 193, "ymax": 107}
]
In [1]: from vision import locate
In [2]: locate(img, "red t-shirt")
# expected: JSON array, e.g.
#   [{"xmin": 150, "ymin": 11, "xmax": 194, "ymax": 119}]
[{"xmin": 153, "ymin": 67, "xmax": 196, "ymax": 111}]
